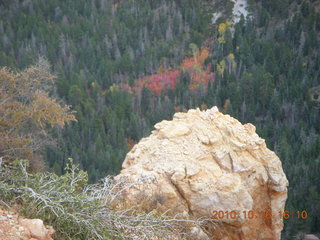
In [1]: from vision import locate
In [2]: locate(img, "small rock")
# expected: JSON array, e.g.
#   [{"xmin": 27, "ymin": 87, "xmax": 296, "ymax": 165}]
[
  {"xmin": 304, "ymin": 234, "xmax": 320, "ymax": 240},
  {"xmin": 0, "ymin": 208, "xmax": 55, "ymax": 240},
  {"xmin": 19, "ymin": 219, "xmax": 47, "ymax": 239}
]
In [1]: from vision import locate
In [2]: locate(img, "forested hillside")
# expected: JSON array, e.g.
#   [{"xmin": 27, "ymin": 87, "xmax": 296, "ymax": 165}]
[
  {"xmin": 0, "ymin": 0, "xmax": 212, "ymax": 180},
  {"xmin": 0, "ymin": 0, "xmax": 319, "ymax": 238}
]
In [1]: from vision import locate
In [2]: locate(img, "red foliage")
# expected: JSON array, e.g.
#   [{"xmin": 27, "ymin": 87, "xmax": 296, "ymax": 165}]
[
  {"xmin": 131, "ymin": 70, "xmax": 181, "ymax": 96},
  {"xmin": 119, "ymin": 46, "xmax": 214, "ymax": 96}
]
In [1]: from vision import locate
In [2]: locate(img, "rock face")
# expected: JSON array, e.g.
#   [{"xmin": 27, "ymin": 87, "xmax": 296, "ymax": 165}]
[
  {"xmin": 0, "ymin": 208, "xmax": 55, "ymax": 240},
  {"xmin": 115, "ymin": 106, "xmax": 288, "ymax": 240}
]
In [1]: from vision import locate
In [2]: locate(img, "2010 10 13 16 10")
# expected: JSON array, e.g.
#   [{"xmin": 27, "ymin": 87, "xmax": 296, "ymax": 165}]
[{"xmin": 211, "ymin": 210, "xmax": 308, "ymax": 220}]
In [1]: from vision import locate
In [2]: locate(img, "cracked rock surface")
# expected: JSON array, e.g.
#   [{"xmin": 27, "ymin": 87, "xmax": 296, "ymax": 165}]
[{"xmin": 115, "ymin": 106, "xmax": 288, "ymax": 240}]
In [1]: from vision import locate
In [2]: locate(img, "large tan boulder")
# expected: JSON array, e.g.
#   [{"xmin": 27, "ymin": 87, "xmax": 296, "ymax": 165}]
[{"xmin": 115, "ymin": 106, "xmax": 288, "ymax": 240}]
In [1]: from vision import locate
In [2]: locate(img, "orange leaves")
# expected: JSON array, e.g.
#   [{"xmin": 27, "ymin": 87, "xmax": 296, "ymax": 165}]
[
  {"xmin": 181, "ymin": 47, "xmax": 210, "ymax": 69},
  {"xmin": 197, "ymin": 47, "xmax": 210, "ymax": 64},
  {"xmin": 0, "ymin": 64, "xmax": 76, "ymax": 160},
  {"xmin": 181, "ymin": 57, "xmax": 197, "ymax": 69},
  {"xmin": 30, "ymin": 91, "xmax": 76, "ymax": 128},
  {"xmin": 181, "ymin": 47, "xmax": 214, "ymax": 91}
]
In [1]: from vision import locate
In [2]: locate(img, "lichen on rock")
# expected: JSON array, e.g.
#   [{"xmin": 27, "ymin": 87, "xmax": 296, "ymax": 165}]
[{"xmin": 115, "ymin": 106, "xmax": 288, "ymax": 240}]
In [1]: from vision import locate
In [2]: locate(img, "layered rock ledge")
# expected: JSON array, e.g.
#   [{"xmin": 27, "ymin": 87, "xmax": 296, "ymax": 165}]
[{"xmin": 115, "ymin": 106, "xmax": 288, "ymax": 240}]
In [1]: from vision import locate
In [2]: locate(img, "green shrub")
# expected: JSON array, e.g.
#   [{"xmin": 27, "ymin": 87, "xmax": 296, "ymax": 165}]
[{"xmin": 0, "ymin": 159, "xmax": 208, "ymax": 239}]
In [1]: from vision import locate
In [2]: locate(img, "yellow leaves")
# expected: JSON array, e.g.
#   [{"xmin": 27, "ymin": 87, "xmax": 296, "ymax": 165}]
[
  {"xmin": 228, "ymin": 53, "xmax": 235, "ymax": 60},
  {"xmin": 218, "ymin": 21, "xmax": 232, "ymax": 34},
  {"xmin": 218, "ymin": 23, "xmax": 227, "ymax": 35},
  {"xmin": 216, "ymin": 52, "xmax": 236, "ymax": 77},
  {"xmin": 218, "ymin": 21, "xmax": 232, "ymax": 45},
  {"xmin": 157, "ymin": 65, "xmax": 165, "ymax": 73},
  {"xmin": 226, "ymin": 52, "xmax": 237, "ymax": 72},
  {"xmin": 108, "ymin": 84, "xmax": 120, "ymax": 93},
  {"xmin": 217, "ymin": 60, "xmax": 226, "ymax": 75},
  {"xmin": 218, "ymin": 37, "xmax": 226, "ymax": 44}
]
